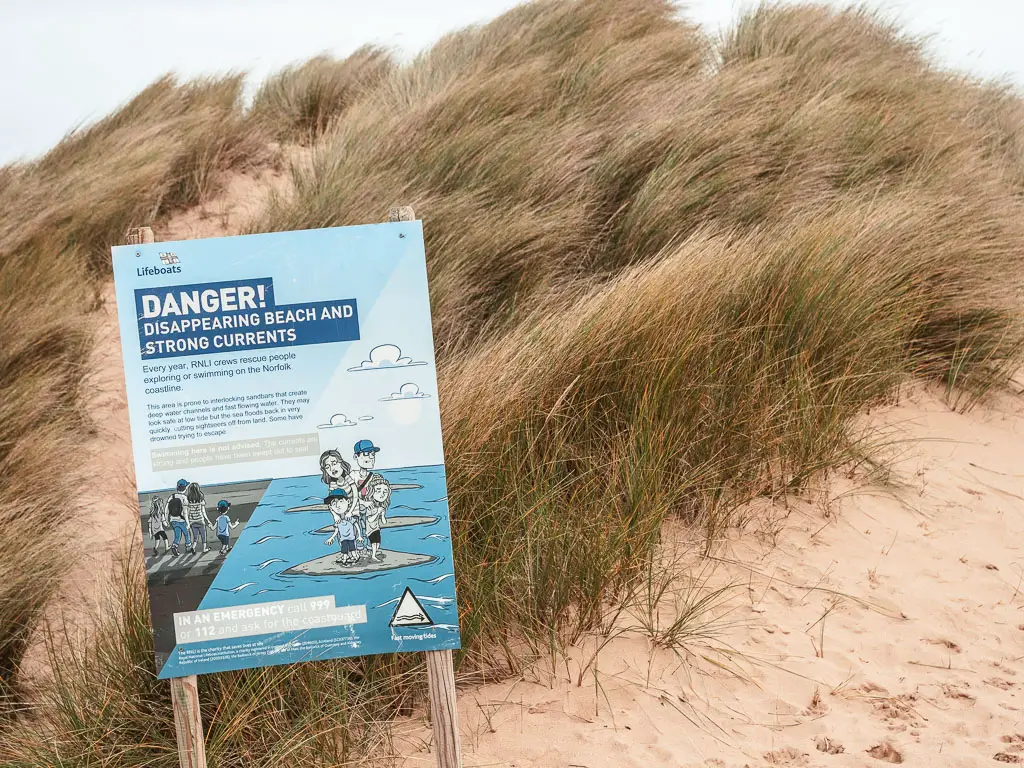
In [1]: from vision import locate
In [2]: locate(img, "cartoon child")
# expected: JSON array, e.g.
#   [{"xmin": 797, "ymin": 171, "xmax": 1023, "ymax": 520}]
[
  {"xmin": 323, "ymin": 489, "xmax": 362, "ymax": 566},
  {"xmin": 215, "ymin": 500, "xmax": 239, "ymax": 554},
  {"xmin": 362, "ymin": 474, "xmax": 391, "ymax": 561},
  {"xmin": 319, "ymin": 449, "xmax": 357, "ymax": 498},
  {"xmin": 167, "ymin": 494, "xmax": 190, "ymax": 556},
  {"xmin": 184, "ymin": 481, "xmax": 212, "ymax": 554},
  {"xmin": 148, "ymin": 496, "xmax": 169, "ymax": 557}
]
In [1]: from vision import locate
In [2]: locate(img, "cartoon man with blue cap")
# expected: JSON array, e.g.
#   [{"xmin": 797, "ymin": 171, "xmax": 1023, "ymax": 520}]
[
  {"xmin": 352, "ymin": 440, "xmax": 382, "ymax": 559},
  {"xmin": 353, "ymin": 439, "xmax": 380, "ymax": 501}
]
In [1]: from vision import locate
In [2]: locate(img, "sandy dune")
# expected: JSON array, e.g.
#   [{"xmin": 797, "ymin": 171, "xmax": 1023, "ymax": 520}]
[
  {"xmin": 396, "ymin": 386, "xmax": 1024, "ymax": 767},
  {"xmin": 158, "ymin": 157, "xmax": 297, "ymax": 243},
  {"xmin": 50, "ymin": 160, "xmax": 1024, "ymax": 766}
]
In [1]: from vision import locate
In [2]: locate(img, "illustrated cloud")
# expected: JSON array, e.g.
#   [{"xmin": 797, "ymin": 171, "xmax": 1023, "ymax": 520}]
[
  {"xmin": 317, "ymin": 413, "xmax": 357, "ymax": 428},
  {"xmin": 380, "ymin": 382, "xmax": 430, "ymax": 402},
  {"xmin": 348, "ymin": 344, "xmax": 426, "ymax": 372}
]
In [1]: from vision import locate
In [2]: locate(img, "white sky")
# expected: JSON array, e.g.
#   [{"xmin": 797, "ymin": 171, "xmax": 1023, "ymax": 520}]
[{"xmin": 1, "ymin": 0, "xmax": 1021, "ymax": 165}]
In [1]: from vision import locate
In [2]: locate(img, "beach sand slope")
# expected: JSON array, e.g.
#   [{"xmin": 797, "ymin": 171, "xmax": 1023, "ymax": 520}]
[{"xmin": 398, "ymin": 385, "xmax": 1024, "ymax": 767}]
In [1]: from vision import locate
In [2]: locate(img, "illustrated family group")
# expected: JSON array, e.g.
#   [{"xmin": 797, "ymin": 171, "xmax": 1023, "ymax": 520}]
[
  {"xmin": 318, "ymin": 440, "xmax": 393, "ymax": 565},
  {"xmin": 145, "ymin": 439, "xmax": 394, "ymax": 564},
  {"xmin": 147, "ymin": 480, "xmax": 238, "ymax": 557}
]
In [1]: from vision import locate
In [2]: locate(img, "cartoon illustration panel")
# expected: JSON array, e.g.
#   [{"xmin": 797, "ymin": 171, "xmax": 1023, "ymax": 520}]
[{"xmin": 111, "ymin": 223, "xmax": 461, "ymax": 677}]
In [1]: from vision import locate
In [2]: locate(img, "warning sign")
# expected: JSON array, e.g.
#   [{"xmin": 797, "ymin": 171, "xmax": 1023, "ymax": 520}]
[
  {"xmin": 390, "ymin": 587, "xmax": 433, "ymax": 627},
  {"xmin": 112, "ymin": 222, "xmax": 461, "ymax": 678}
]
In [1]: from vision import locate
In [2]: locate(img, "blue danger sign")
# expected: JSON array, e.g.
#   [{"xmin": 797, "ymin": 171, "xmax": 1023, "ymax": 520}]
[{"xmin": 111, "ymin": 223, "xmax": 460, "ymax": 678}]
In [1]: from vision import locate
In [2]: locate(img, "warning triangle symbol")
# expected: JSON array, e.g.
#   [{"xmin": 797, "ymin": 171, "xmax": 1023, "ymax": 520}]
[{"xmin": 390, "ymin": 587, "xmax": 434, "ymax": 628}]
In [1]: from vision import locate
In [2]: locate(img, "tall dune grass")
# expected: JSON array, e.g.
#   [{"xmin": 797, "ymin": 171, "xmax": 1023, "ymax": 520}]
[
  {"xmin": 251, "ymin": 47, "xmax": 395, "ymax": 143},
  {"xmin": 2, "ymin": 74, "xmax": 272, "ymax": 272},
  {"xmin": 2, "ymin": 1, "xmax": 1023, "ymax": 765},
  {"xmin": 251, "ymin": 2, "xmax": 1022, "ymax": 666}
]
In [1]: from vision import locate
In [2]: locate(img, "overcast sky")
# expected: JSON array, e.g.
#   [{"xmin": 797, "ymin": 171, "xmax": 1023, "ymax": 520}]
[{"xmin": 1, "ymin": 0, "xmax": 1021, "ymax": 165}]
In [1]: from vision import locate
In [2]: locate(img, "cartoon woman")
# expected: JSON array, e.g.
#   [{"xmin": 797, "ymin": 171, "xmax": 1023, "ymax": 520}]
[
  {"xmin": 362, "ymin": 474, "xmax": 391, "ymax": 562},
  {"xmin": 184, "ymin": 481, "xmax": 212, "ymax": 555},
  {"xmin": 319, "ymin": 449, "xmax": 356, "ymax": 498},
  {"xmin": 148, "ymin": 496, "xmax": 169, "ymax": 557}
]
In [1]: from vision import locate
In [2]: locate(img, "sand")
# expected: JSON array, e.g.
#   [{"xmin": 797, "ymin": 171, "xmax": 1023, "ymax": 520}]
[
  {"xmin": 158, "ymin": 145, "xmax": 306, "ymax": 242},
  {"xmin": 47, "ymin": 157, "xmax": 1024, "ymax": 766},
  {"xmin": 395, "ymin": 385, "xmax": 1024, "ymax": 767}
]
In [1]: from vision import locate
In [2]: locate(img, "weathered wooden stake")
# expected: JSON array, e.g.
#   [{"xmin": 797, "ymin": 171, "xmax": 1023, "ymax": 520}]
[
  {"xmin": 386, "ymin": 206, "xmax": 462, "ymax": 768},
  {"xmin": 126, "ymin": 225, "xmax": 208, "ymax": 768},
  {"xmin": 424, "ymin": 649, "xmax": 462, "ymax": 768},
  {"xmin": 169, "ymin": 674, "xmax": 207, "ymax": 768}
]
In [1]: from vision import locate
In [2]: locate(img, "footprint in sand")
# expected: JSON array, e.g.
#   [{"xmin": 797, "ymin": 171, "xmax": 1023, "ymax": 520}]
[
  {"xmin": 872, "ymin": 692, "xmax": 924, "ymax": 730},
  {"xmin": 815, "ymin": 736, "xmax": 844, "ymax": 754},
  {"xmin": 924, "ymin": 637, "xmax": 961, "ymax": 653},
  {"xmin": 992, "ymin": 661, "xmax": 1019, "ymax": 676},
  {"xmin": 986, "ymin": 677, "xmax": 1016, "ymax": 690},
  {"xmin": 867, "ymin": 741, "xmax": 903, "ymax": 763},
  {"xmin": 942, "ymin": 683, "xmax": 977, "ymax": 706},
  {"xmin": 860, "ymin": 681, "xmax": 889, "ymax": 695},
  {"xmin": 999, "ymin": 734, "xmax": 1024, "ymax": 754},
  {"xmin": 802, "ymin": 688, "xmax": 829, "ymax": 716},
  {"xmin": 763, "ymin": 746, "xmax": 808, "ymax": 765}
]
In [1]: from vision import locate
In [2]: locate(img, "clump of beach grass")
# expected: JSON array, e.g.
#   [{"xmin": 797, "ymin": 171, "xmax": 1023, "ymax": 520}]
[
  {"xmin": 251, "ymin": 47, "xmax": 395, "ymax": 143},
  {"xmin": 249, "ymin": 0, "xmax": 1023, "ymax": 662},
  {"xmin": 3, "ymin": 549, "xmax": 416, "ymax": 767}
]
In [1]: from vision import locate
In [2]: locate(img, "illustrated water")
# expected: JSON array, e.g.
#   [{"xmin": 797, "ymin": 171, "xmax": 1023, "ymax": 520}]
[{"xmin": 158, "ymin": 464, "xmax": 459, "ymax": 676}]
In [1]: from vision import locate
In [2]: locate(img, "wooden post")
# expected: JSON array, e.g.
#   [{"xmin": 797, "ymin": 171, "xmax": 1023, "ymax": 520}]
[
  {"xmin": 125, "ymin": 226, "xmax": 208, "ymax": 768},
  {"xmin": 386, "ymin": 206, "xmax": 462, "ymax": 768},
  {"xmin": 169, "ymin": 675, "xmax": 206, "ymax": 768},
  {"xmin": 424, "ymin": 649, "xmax": 462, "ymax": 768}
]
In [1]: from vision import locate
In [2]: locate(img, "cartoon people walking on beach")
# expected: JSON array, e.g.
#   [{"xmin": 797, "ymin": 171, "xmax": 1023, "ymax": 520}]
[
  {"xmin": 149, "ymin": 497, "xmax": 169, "ymax": 556},
  {"xmin": 155, "ymin": 479, "xmax": 237, "ymax": 559},
  {"xmin": 167, "ymin": 479, "xmax": 191, "ymax": 556}
]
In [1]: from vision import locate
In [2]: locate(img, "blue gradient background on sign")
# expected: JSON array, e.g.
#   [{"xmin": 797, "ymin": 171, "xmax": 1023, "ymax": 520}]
[{"xmin": 111, "ymin": 222, "xmax": 447, "ymax": 489}]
